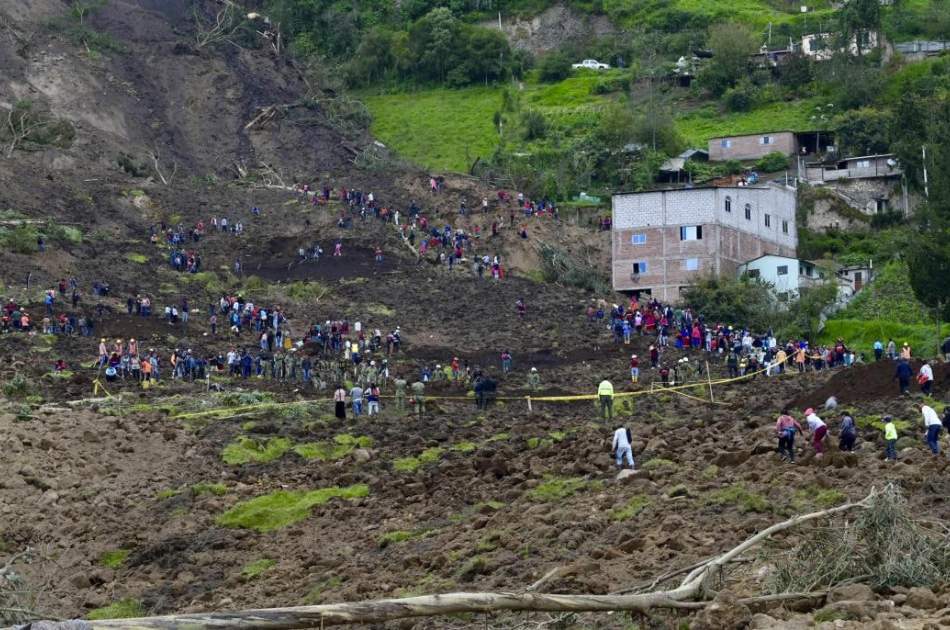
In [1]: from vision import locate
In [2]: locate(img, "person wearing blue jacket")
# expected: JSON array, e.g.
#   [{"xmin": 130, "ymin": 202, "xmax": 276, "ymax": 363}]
[{"xmin": 895, "ymin": 359, "xmax": 913, "ymax": 394}]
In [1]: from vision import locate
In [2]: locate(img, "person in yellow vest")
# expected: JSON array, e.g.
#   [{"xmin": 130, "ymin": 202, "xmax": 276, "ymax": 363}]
[{"xmin": 598, "ymin": 379, "xmax": 614, "ymax": 420}]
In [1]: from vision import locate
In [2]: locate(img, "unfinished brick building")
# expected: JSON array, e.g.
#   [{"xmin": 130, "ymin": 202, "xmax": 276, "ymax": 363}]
[{"xmin": 611, "ymin": 184, "xmax": 798, "ymax": 301}]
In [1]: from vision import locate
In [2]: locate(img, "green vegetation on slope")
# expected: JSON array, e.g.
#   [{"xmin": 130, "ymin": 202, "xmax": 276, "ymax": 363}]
[
  {"xmin": 363, "ymin": 88, "xmax": 499, "ymax": 172},
  {"xmin": 217, "ymin": 485, "xmax": 370, "ymax": 532}
]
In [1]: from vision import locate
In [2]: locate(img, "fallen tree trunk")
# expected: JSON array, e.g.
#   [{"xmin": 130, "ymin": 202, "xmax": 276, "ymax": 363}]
[{"xmin": 64, "ymin": 491, "xmax": 877, "ymax": 629}]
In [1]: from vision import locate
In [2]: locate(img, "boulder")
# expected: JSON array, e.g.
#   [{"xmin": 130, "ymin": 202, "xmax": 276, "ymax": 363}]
[
  {"xmin": 694, "ymin": 591, "xmax": 752, "ymax": 630},
  {"xmin": 713, "ymin": 450, "xmax": 750, "ymax": 467},
  {"xmin": 615, "ymin": 469, "xmax": 645, "ymax": 482},
  {"xmin": 905, "ymin": 587, "xmax": 941, "ymax": 610},
  {"xmin": 828, "ymin": 583, "xmax": 875, "ymax": 603}
]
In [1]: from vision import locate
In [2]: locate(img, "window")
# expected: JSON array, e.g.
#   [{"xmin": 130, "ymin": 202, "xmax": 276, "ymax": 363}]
[
  {"xmin": 631, "ymin": 233, "xmax": 647, "ymax": 245},
  {"xmin": 782, "ymin": 220, "xmax": 789, "ymax": 234},
  {"xmin": 855, "ymin": 159, "xmax": 871, "ymax": 168},
  {"xmin": 684, "ymin": 258, "xmax": 699, "ymax": 271},
  {"xmin": 744, "ymin": 204, "xmax": 752, "ymax": 220},
  {"xmin": 759, "ymin": 135, "xmax": 774, "ymax": 145},
  {"xmin": 764, "ymin": 213, "xmax": 771, "ymax": 228},
  {"xmin": 632, "ymin": 261, "xmax": 648, "ymax": 275},
  {"xmin": 720, "ymin": 139, "xmax": 732, "ymax": 148},
  {"xmin": 777, "ymin": 265, "xmax": 789, "ymax": 276},
  {"xmin": 724, "ymin": 196, "xmax": 732, "ymax": 213},
  {"xmin": 679, "ymin": 225, "xmax": 703, "ymax": 241},
  {"xmin": 746, "ymin": 269, "xmax": 761, "ymax": 279}
]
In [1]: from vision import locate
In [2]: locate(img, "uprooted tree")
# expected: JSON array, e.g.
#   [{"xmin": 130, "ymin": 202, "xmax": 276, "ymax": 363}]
[{"xmin": 29, "ymin": 484, "xmax": 948, "ymax": 629}]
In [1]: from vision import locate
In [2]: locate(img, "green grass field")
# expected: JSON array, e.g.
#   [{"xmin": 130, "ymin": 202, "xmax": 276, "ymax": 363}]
[
  {"xmin": 362, "ymin": 87, "xmax": 502, "ymax": 173},
  {"xmin": 363, "ymin": 79, "xmax": 823, "ymax": 173},
  {"xmin": 676, "ymin": 98, "xmax": 825, "ymax": 146},
  {"xmin": 819, "ymin": 319, "xmax": 950, "ymax": 357}
]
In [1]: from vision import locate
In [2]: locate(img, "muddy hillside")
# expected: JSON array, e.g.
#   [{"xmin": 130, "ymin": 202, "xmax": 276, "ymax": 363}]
[{"xmin": 0, "ymin": 2, "xmax": 949, "ymax": 630}]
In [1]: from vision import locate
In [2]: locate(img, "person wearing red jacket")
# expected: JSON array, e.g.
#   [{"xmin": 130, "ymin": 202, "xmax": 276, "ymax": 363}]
[{"xmin": 629, "ymin": 354, "xmax": 640, "ymax": 383}]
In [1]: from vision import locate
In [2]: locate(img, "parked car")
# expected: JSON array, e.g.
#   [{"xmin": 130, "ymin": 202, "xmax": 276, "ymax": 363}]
[{"xmin": 571, "ymin": 59, "xmax": 610, "ymax": 70}]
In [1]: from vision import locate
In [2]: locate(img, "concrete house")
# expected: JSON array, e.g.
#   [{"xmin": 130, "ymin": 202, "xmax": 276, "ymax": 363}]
[
  {"xmin": 709, "ymin": 131, "xmax": 798, "ymax": 161},
  {"xmin": 737, "ymin": 254, "xmax": 826, "ymax": 298},
  {"xmin": 804, "ymin": 154, "xmax": 901, "ymax": 182},
  {"xmin": 837, "ymin": 264, "xmax": 874, "ymax": 293},
  {"xmin": 611, "ymin": 183, "xmax": 798, "ymax": 301}
]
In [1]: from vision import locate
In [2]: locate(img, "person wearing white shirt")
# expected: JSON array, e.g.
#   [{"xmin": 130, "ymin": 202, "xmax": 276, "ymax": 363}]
[
  {"xmin": 804, "ymin": 408, "xmax": 828, "ymax": 457},
  {"xmin": 612, "ymin": 426, "xmax": 634, "ymax": 469},
  {"xmin": 921, "ymin": 403, "xmax": 942, "ymax": 455},
  {"xmin": 918, "ymin": 362, "xmax": 934, "ymax": 395}
]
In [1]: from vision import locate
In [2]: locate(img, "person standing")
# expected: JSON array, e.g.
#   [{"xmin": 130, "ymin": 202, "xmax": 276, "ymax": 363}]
[
  {"xmin": 411, "ymin": 380, "xmax": 426, "ymax": 418},
  {"xmin": 334, "ymin": 385, "xmax": 347, "ymax": 420},
  {"xmin": 805, "ymin": 408, "xmax": 828, "ymax": 457},
  {"xmin": 895, "ymin": 359, "xmax": 913, "ymax": 394},
  {"xmin": 921, "ymin": 403, "xmax": 942, "ymax": 455},
  {"xmin": 918, "ymin": 361, "xmax": 934, "ymax": 395},
  {"xmin": 612, "ymin": 425, "xmax": 635, "ymax": 469},
  {"xmin": 350, "ymin": 383, "xmax": 364, "ymax": 416},
  {"xmin": 873, "ymin": 339, "xmax": 883, "ymax": 361},
  {"xmin": 883, "ymin": 415, "xmax": 898, "ymax": 461},
  {"xmin": 394, "ymin": 376, "xmax": 407, "ymax": 412},
  {"xmin": 775, "ymin": 409, "xmax": 803, "ymax": 462},
  {"xmin": 367, "ymin": 385, "xmax": 380, "ymax": 416},
  {"xmin": 598, "ymin": 379, "xmax": 614, "ymax": 420},
  {"xmin": 839, "ymin": 412, "xmax": 856, "ymax": 452},
  {"xmin": 527, "ymin": 367, "xmax": 540, "ymax": 391}
]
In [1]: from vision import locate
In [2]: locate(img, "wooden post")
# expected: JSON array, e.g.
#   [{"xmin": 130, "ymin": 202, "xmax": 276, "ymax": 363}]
[
  {"xmin": 526, "ymin": 396, "xmax": 532, "ymax": 412},
  {"xmin": 705, "ymin": 361, "xmax": 714, "ymax": 403}
]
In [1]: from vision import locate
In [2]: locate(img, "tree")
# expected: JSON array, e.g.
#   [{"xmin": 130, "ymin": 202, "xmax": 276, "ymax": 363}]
[
  {"xmin": 537, "ymin": 51, "xmax": 572, "ymax": 83},
  {"xmin": 699, "ymin": 22, "xmax": 758, "ymax": 96},
  {"xmin": 901, "ymin": 97, "xmax": 950, "ymax": 353},
  {"xmin": 778, "ymin": 53, "xmax": 814, "ymax": 92},
  {"xmin": 409, "ymin": 8, "xmax": 461, "ymax": 84},
  {"xmin": 837, "ymin": 0, "xmax": 881, "ymax": 58},
  {"xmin": 833, "ymin": 108, "xmax": 893, "ymax": 156}
]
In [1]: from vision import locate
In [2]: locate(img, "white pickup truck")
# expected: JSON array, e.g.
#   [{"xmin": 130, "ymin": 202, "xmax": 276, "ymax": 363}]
[{"xmin": 571, "ymin": 59, "xmax": 610, "ymax": 70}]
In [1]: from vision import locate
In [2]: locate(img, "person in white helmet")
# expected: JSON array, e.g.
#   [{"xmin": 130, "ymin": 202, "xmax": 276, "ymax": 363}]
[
  {"xmin": 629, "ymin": 354, "xmax": 639, "ymax": 383},
  {"xmin": 527, "ymin": 367, "xmax": 540, "ymax": 390}
]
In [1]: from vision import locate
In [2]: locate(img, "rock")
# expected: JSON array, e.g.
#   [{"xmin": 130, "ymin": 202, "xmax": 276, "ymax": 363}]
[
  {"xmin": 828, "ymin": 583, "xmax": 875, "ymax": 603},
  {"xmin": 749, "ymin": 613, "xmax": 779, "ymax": 629},
  {"xmin": 906, "ymin": 587, "xmax": 941, "ymax": 610},
  {"xmin": 615, "ymin": 469, "xmax": 645, "ymax": 482},
  {"xmin": 751, "ymin": 442, "xmax": 774, "ymax": 455},
  {"xmin": 694, "ymin": 591, "xmax": 752, "ymax": 630},
  {"xmin": 80, "ymin": 430, "xmax": 100, "ymax": 443},
  {"xmin": 713, "ymin": 450, "xmax": 750, "ymax": 467},
  {"xmin": 352, "ymin": 448, "xmax": 372, "ymax": 463},
  {"xmin": 70, "ymin": 573, "xmax": 92, "ymax": 589},
  {"xmin": 665, "ymin": 484, "xmax": 689, "ymax": 498}
]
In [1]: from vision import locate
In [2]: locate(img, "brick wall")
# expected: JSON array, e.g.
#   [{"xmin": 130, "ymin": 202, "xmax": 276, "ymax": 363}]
[
  {"xmin": 611, "ymin": 184, "xmax": 798, "ymax": 300},
  {"xmin": 708, "ymin": 132, "xmax": 797, "ymax": 161}
]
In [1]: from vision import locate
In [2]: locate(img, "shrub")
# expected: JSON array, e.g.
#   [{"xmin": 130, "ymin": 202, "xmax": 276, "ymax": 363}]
[
  {"xmin": 609, "ymin": 495, "xmax": 650, "ymax": 521},
  {"xmin": 722, "ymin": 80, "xmax": 757, "ymax": 112},
  {"xmin": 520, "ymin": 110, "xmax": 547, "ymax": 141},
  {"xmin": 241, "ymin": 558, "xmax": 276, "ymax": 579},
  {"xmin": 527, "ymin": 476, "xmax": 599, "ymax": 502},
  {"xmin": 706, "ymin": 484, "xmax": 770, "ymax": 513},
  {"xmin": 221, "ymin": 436, "xmax": 293, "ymax": 465},
  {"xmin": 191, "ymin": 483, "xmax": 228, "ymax": 496},
  {"xmin": 99, "ymin": 549, "xmax": 130, "ymax": 569},
  {"xmin": 537, "ymin": 52, "xmax": 571, "ymax": 83},
  {"xmin": 0, "ymin": 225, "xmax": 39, "ymax": 254},
  {"xmin": 754, "ymin": 151, "xmax": 789, "ymax": 172}
]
